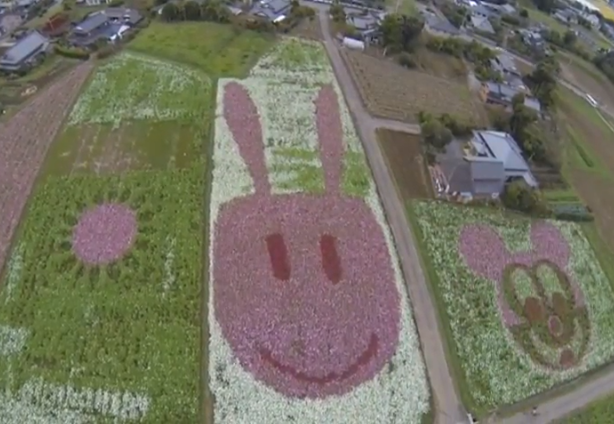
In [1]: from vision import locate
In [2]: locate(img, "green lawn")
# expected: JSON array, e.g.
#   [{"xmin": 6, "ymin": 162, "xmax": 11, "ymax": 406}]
[{"xmin": 129, "ymin": 22, "xmax": 276, "ymax": 77}]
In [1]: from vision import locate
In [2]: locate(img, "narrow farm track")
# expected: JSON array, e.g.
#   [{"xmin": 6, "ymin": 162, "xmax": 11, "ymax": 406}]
[
  {"xmin": 0, "ymin": 61, "xmax": 94, "ymax": 273},
  {"xmin": 318, "ymin": 12, "xmax": 465, "ymax": 424}
]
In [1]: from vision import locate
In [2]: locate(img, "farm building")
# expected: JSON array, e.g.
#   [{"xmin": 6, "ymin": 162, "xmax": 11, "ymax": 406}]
[
  {"xmin": 69, "ymin": 7, "xmax": 142, "ymax": 47},
  {"xmin": 438, "ymin": 131, "xmax": 538, "ymax": 197},
  {"xmin": 249, "ymin": 0, "xmax": 291, "ymax": 22},
  {"xmin": 0, "ymin": 30, "xmax": 49, "ymax": 72},
  {"xmin": 480, "ymin": 81, "xmax": 541, "ymax": 113}
]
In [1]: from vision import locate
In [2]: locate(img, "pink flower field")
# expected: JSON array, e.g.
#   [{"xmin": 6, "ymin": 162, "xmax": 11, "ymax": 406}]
[
  {"xmin": 0, "ymin": 62, "xmax": 93, "ymax": 271},
  {"xmin": 214, "ymin": 82, "xmax": 401, "ymax": 399},
  {"xmin": 72, "ymin": 203, "xmax": 138, "ymax": 265},
  {"xmin": 208, "ymin": 38, "xmax": 429, "ymax": 424}
]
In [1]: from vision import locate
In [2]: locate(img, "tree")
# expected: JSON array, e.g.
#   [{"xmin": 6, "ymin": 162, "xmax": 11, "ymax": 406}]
[
  {"xmin": 380, "ymin": 14, "xmax": 424, "ymax": 53},
  {"xmin": 525, "ymin": 56, "xmax": 559, "ymax": 109},
  {"xmin": 532, "ymin": 0, "xmax": 555, "ymax": 14},
  {"xmin": 330, "ymin": 0, "xmax": 345, "ymax": 22},
  {"xmin": 563, "ymin": 30, "xmax": 577, "ymax": 46},
  {"xmin": 519, "ymin": 8, "xmax": 529, "ymax": 18},
  {"xmin": 421, "ymin": 117, "xmax": 453, "ymax": 159},
  {"xmin": 184, "ymin": 0, "xmax": 201, "ymax": 20},
  {"xmin": 161, "ymin": 3, "xmax": 179, "ymax": 21},
  {"xmin": 502, "ymin": 180, "xmax": 549, "ymax": 216}
]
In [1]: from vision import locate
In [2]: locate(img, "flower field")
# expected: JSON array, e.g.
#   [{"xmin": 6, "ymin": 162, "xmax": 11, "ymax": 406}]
[
  {"xmin": 412, "ymin": 201, "xmax": 614, "ymax": 412},
  {"xmin": 0, "ymin": 52, "xmax": 209, "ymax": 422},
  {"xmin": 208, "ymin": 38, "xmax": 430, "ymax": 423}
]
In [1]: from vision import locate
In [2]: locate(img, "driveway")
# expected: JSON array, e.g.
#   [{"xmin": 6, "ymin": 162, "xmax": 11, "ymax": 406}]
[{"xmin": 318, "ymin": 11, "xmax": 466, "ymax": 424}]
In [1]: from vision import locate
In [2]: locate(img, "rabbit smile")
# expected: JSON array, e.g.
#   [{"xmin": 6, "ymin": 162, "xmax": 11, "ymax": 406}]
[{"xmin": 213, "ymin": 82, "xmax": 401, "ymax": 398}]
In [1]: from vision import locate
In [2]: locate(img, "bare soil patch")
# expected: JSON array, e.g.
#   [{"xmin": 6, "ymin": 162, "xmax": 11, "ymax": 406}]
[
  {"xmin": 341, "ymin": 48, "xmax": 487, "ymax": 125},
  {"xmin": 289, "ymin": 18, "xmax": 322, "ymax": 40},
  {"xmin": 377, "ymin": 128, "xmax": 433, "ymax": 200}
]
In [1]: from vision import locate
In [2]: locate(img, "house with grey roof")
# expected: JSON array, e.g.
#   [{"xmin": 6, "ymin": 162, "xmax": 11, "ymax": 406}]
[
  {"xmin": 345, "ymin": 11, "xmax": 386, "ymax": 40},
  {"xmin": 424, "ymin": 14, "xmax": 460, "ymax": 36},
  {"xmin": 469, "ymin": 14, "xmax": 495, "ymax": 34},
  {"xmin": 440, "ymin": 131, "xmax": 537, "ymax": 196},
  {"xmin": 250, "ymin": 0, "xmax": 291, "ymax": 22},
  {"xmin": 481, "ymin": 80, "xmax": 541, "ymax": 113},
  {"xmin": 69, "ymin": 7, "xmax": 142, "ymax": 47},
  {"xmin": 0, "ymin": 30, "xmax": 49, "ymax": 72}
]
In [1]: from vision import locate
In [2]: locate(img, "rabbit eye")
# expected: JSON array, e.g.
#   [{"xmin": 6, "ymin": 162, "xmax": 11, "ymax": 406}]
[
  {"xmin": 320, "ymin": 234, "xmax": 342, "ymax": 284},
  {"xmin": 265, "ymin": 233, "xmax": 290, "ymax": 281}
]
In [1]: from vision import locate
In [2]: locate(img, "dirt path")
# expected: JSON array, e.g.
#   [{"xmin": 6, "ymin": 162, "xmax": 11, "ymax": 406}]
[{"xmin": 318, "ymin": 12, "xmax": 465, "ymax": 424}]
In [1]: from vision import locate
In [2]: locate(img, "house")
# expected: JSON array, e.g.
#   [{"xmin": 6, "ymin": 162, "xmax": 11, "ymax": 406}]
[
  {"xmin": 469, "ymin": 15, "xmax": 495, "ymax": 34},
  {"xmin": 69, "ymin": 7, "xmax": 142, "ymax": 47},
  {"xmin": 581, "ymin": 12, "xmax": 600, "ymax": 28},
  {"xmin": 345, "ymin": 11, "xmax": 386, "ymax": 41},
  {"xmin": 496, "ymin": 3, "xmax": 516, "ymax": 14},
  {"xmin": 552, "ymin": 8, "xmax": 577, "ymax": 25},
  {"xmin": 490, "ymin": 54, "xmax": 525, "ymax": 88},
  {"xmin": 250, "ymin": 0, "xmax": 291, "ymax": 23},
  {"xmin": 471, "ymin": 4, "xmax": 495, "ymax": 18},
  {"xmin": 490, "ymin": 53, "xmax": 521, "ymax": 78},
  {"xmin": 0, "ymin": 30, "xmax": 49, "ymax": 72},
  {"xmin": 424, "ymin": 13, "xmax": 460, "ymax": 36},
  {"xmin": 480, "ymin": 81, "xmax": 541, "ymax": 113},
  {"xmin": 439, "ymin": 131, "xmax": 538, "ymax": 196},
  {"xmin": 518, "ymin": 28, "xmax": 545, "ymax": 49},
  {"xmin": 85, "ymin": 0, "xmax": 109, "ymax": 5}
]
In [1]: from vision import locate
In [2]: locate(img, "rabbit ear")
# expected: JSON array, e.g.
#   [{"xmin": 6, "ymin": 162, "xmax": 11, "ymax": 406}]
[
  {"xmin": 315, "ymin": 84, "xmax": 343, "ymax": 196},
  {"xmin": 459, "ymin": 224, "xmax": 510, "ymax": 282},
  {"xmin": 223, "ymin": 82, "xmax": 271, "ymax": 195},
  {"xmin": 530, "ymin": 222, "xmax": 570, "ymax": 269}
]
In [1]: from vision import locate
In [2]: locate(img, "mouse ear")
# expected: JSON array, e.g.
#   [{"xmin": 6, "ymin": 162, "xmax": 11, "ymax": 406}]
[
  {"xmin": 530, "ymin": 222, "xmax": 570, "ymax": 270},
  {"xmin": 223, "ymin": 81, "xmax": 271, "ymax": 195},
  {"xmin": 315, "ymin": 84, "xmax": 343, "ymax": 196},
  {"xmin": 459, "ymin": 224, "xmax": 510, "ymax": 282}
]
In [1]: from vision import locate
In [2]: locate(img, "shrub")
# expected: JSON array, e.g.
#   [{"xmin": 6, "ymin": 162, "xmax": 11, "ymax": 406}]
[
  {"xmin": 501, "ymin": 180, "xmax": 550, "ymax": 216},
  {"xmin": 397, "ymin": 52, "xmax": 416, "ymax": 69},
  {"xmin": 54, "ymin": 45, "xmax": 90, "ymax": 60}
]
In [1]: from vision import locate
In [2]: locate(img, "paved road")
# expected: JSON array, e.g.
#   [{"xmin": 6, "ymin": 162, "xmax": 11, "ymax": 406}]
[
  {"xmin": 318, "ymin": 11, "xmax": 465, "ymax": 424},
  {"xmin": 496, "ymin": 370, "xmax": 614, "ymax": 424}
]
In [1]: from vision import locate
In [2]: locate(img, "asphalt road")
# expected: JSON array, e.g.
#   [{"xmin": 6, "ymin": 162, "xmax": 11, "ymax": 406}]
[{"xmin": 318, "ymin": 11, "xmax": 466, "ymax": 424}]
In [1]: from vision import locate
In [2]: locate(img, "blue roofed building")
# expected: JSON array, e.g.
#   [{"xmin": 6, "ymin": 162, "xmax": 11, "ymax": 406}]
[
  {"xmin": 0, "ymin": 30, "xmax": 49, "ymax": 72},
  {"xmin": 438, "ymin": 131, "xmax": 537, "ymax": 196},
  {"xmin": 69, "ymin": 7, "xmax": 142, "ymax": 47},
  {"xmin": 250, "ymin": 0, "xmax": 291, "ymax": 22}
]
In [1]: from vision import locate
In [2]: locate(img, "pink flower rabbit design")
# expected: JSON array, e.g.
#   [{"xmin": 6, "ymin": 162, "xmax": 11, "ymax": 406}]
[
  {"xmin": 213, "ymin": 82, "xmax": 401, "ymax": 399},
  {"xmin": 459, "ymin": 222, "xmax": 590, "ymax": 370}
]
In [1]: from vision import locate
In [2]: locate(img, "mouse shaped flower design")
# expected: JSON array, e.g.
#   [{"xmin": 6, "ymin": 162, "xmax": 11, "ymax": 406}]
[{"xmin": 460, "ymin": 222, "xmax": 590, "ymax": 371}]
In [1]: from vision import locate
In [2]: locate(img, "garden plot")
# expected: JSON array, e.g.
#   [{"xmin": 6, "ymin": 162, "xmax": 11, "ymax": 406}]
[
  {"xmin": 44, "ymin": 52, "xmax": 211, "ymax": 175},
  {"xmin": 129, "ymin": 22, "xmax": 275, "ymax": 77},
  {"xmin": 0, "ymin": 52, "xmax": 209, "ymax": 423},
  {"xmin": 341, "ymin": 48, "xmax": 486, "ymax": 125},
  {"xmin": 377, "ymin": 129, "xmax": 433, "ymax": 201},
  {"xmin": 209, "ymin": 38, "xmax": 430, "ymax": 423},
  {"xmin": 412, "ymin": 201, "xmax": 614, "ymax": 414}
]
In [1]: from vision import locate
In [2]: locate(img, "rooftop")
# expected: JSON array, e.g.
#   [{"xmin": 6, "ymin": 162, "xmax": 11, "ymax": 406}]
[
  {"xmin": 251, "ymin": 0, "xmax": 291, "ymax": 20},
  {"xmin": 467, "ymin": 130, "xmax": 537, "ymax": 186},
  {"xmin": 0, "ymin": 30, "xmax": 48, "ymax": 65},
  {"xmin": 426, "ymin": 14, "xmax": 460, "ymax": 35}
]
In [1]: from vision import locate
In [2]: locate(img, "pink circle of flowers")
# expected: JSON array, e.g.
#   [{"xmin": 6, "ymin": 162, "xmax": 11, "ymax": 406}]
[{"xmin": 72, "ymin": 203, "xmax": 137, "ymax": 265}]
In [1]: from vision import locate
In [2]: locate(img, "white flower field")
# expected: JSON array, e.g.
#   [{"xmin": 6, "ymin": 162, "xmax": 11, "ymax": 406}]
[{"xmin": 208, "ymin": 38, "xmax": 430, "ymax": 423}]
